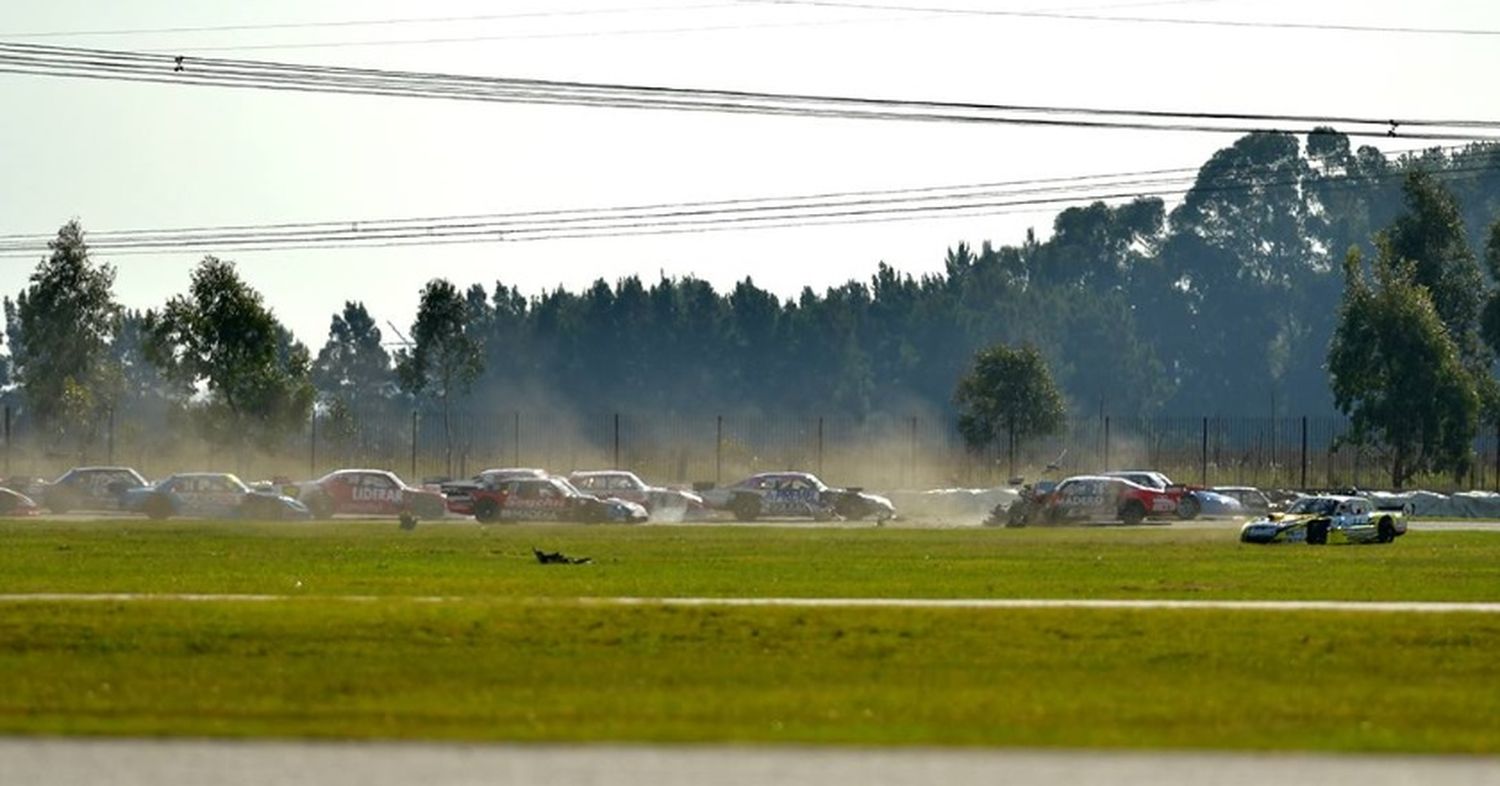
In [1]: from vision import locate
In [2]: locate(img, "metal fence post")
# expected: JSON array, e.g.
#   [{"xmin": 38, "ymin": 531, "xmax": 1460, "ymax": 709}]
[
  {"xmin": 715, "ymin": 415, "xmax": 723, "ymax": 484},
  {"xmin": 1200, "ymin": 417, "xmax": 1208, "ymax": 486},
  {"xmin": 410, "ymin": 409, "xmax": 418, "ymax": 479},
  {"xmin": 1300, "ymin": 416, "xmax": 1308, "ymax": 490},
  {"xmin": 817, "ymin": 416, "xmax": 824, "ymax": 476},
  {"xmin": 910, "ymin": 416, "xmax": 918, "ymax": 487},
  {"xmin": 309, "ymin": 409, "xmax": 317, "ymax": 478},
  {"xmin": 1103, "ymin": 416, "xmax": 1110, "ymax": 472}
]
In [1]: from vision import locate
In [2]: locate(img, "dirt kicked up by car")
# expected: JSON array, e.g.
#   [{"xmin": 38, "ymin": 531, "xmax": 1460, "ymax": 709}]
[{"xmin": 1239, "ymin": 494, "xmax": 1406, "ymax": 545}]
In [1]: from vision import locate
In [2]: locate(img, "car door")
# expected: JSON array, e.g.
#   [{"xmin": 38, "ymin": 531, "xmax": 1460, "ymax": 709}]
[{"xmin": 351, "ymin": 473, "xmax": 402, "ymax": 515}]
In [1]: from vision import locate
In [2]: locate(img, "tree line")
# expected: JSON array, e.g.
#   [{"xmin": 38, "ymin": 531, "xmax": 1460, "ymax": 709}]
[{"xmin": 3, "ymin": 129, "xmax": 1500, "ymax": 485}]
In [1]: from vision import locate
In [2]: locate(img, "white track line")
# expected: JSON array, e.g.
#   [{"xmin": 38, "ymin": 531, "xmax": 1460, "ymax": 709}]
[{"xmin": 0, "ymin": 593, "xmax": 1498, "ymax": 613}]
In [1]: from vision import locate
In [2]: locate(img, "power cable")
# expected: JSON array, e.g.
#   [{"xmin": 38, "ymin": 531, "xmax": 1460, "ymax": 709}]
[
  {"xmin": 1, "ymin": 4, "xmax": 739, "ymax": 39},
  {"xmin": 1, "ymin": 42, "xmax": 1497, "ymax": 141},
  {"xmin": 739, "ymin": 0, "xmax": 1500, "ymax": 37},
  {"xmin": 0, "ymin": 146, "xmax": 1490, "ymax": 256}
]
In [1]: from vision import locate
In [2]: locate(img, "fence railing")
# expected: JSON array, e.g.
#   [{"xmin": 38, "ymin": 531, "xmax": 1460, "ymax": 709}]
[{"xmin": 4, "ymin": 406, "xmax": 1499, "ymax": 493}]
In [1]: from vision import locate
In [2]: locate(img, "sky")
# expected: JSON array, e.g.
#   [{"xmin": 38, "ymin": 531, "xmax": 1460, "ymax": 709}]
[{"xmin": 1, "ymin": 0, "xmax": 1498, "ymax": 347}]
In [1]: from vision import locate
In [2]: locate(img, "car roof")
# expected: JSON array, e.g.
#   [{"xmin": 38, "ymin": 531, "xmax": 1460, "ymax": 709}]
[
  {"xmin": 569, "ymin": 470, "xmax": 634, "ymax": 478},
  {"xmin": 1059, "ymin": 474, "xmax": 1149, "ymax": 489}
]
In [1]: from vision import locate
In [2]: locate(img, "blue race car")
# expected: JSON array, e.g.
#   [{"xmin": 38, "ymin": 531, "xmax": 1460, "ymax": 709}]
[{"xmin": 122, "ymin": 472, "xmax": 311, "ymax": 520}]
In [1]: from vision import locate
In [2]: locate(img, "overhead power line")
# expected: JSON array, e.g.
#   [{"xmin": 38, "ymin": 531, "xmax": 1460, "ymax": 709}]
[
  {"xmin": 0, "ymin": 146, "xmax": 1491, "ymax": 257},
  {"xmin": 740, "ymin": 0, "xmax": 1500, "ymax": 37},
  {"xmin": 1, "ymin": 4, "xmax": 738, "ymax": 39},
  {"xmin": 1, "ymin": 42, "xmax": 1498, "ymax": 141}
]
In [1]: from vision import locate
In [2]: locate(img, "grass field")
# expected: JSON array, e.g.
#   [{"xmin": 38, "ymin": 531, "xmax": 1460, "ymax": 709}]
[{"xmin": 1, "ymin": 520, "xmax": 1497, "ymax": 752}]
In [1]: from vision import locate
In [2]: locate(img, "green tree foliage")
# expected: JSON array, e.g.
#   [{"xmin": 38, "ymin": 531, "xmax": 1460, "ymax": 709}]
[
  {"xmin": 145, "ymin": 257, "xmax": 314, "ymax": 449},
  {"xmin": 1329, "ymin": 246, "xmax": 1479, "ymax": 488},
  {"xmin": 11, "ymin": 134, "xmax": 1500, "ymax": 461},
  {"xmin": 1479, "ymin": 221, "xmax": 1500, "ymax": 358},
  {"xmin": 5, "ymin": 221, "xmax": 120, "ymax": 453},
  {"xmin": 1385, "ymin": 170, "xmax": 1487, "ymax": 364},
  {"xmin": 395, "ymin": 279, "xmax": 484, "ymax": 476},
  {"xmin": 312, "ymin": 301, "xmax": 394, "ymax": 411},
  {"xmin": 954, "ymin": 344, "xmax": 1066, "ymax": 476}
]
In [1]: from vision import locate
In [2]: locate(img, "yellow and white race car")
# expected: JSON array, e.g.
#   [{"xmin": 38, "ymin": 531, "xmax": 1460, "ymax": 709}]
[{"xmin": 1239, "ymin": 494, "xmax": 1405, "ymax": 545}]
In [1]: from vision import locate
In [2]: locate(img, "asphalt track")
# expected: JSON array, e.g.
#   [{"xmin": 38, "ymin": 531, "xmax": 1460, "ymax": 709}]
[{"xmin": 1, "ymin": 738, "xmax": 1497, "ymax": 786}]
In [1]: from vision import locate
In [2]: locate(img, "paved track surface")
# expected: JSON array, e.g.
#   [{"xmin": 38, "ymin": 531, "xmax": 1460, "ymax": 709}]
[{"xmin": 2, "ymin": 738, "xmax": 1497, "ymax": 786}]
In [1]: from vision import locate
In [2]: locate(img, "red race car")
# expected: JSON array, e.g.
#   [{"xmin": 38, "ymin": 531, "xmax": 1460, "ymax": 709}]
[
  {"xmin": 290, "ymin": 469, "xmax": 447, "ymax": 520},
  {"xmin": 1005, "ymin": 475, "xmax": 1181, "ymax": 527}
]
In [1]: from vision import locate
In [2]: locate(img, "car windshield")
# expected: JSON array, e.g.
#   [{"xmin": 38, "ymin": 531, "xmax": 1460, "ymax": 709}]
[{"xmin": 1287, "ymin": 498, "xmax": 1338, "ymax": 515}]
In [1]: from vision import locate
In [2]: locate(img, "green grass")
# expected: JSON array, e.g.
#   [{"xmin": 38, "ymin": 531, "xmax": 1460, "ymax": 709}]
[
  {"xmin": 0, "ymin": 520, "xmax": 1497, "ymax": 751},
  {"xmin": 2, "ymin": 520, "xmax": 1500, "ymax": 601}
]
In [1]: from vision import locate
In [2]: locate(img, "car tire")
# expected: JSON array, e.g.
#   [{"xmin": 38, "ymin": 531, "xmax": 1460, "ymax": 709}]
[
  {"xmin": 1119, "ymin": 501, "xmax": 1146, "ymax": 526},
  {"xmin": 1175, "ymin": 495, "xmax": 1201, "ymax": 520},
  {"xmin": 731, "ymin": 494, "xmax": 761, "ymax": 522},
  {"xmin": 1376, "ymin": 517, "xmax": 1396, "ymax": 544},
  {"xmin": 1307, "ymin": 520, "xmax": 1329, "ymax": 545},
  {"xmin": 474, "ymin": 497, "xmax": 500, "ymax": 523},
  {"xmin": 1005, "ymin": 502, "xmax": 1030, "ymax": 528},
  {"xmin": 144, "ymin": 495, "xmax": 173, "ymax": 521}
]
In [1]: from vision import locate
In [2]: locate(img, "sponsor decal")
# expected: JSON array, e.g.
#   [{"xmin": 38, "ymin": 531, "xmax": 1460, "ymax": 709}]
[{"xmin": 351, "ymin": 486, "xmax": 403, "ymax": 504}]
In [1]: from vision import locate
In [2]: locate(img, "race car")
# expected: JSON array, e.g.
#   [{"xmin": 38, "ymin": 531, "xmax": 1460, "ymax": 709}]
[
  {"xmin": 698, "ymin": 471, "xmax": 896, "ymax": 522},
  {"xmin": 1239, "ymin": 495, "xmax": 1406, "ymax": 545},
  {"xmin": 568, "ymin": 470, "xmax": 706, "ymax": 517},
  {"xmin": 290, "ymin": 468, "xmax": 447, "ymax": 520},
  {"xmin": 1099, "ymin": 470, "xmax": 1211, "ymax": 519},
  {"xmin": 440, "ymin": 468, "xmax": 550, "ymax": 516},
  {"xmin": 464, "ymin": 476, "xmax": 647, "ymax": 524},
  {"xmin": 39, "ymin": 466, "xmax": 149, "ymax": 513},
  {"xmin": 121, "ymin": 473, "xmax": 311, "ymax": 521},
  {"xmin": 1004, "ymin": 475, "xmax": 1180, "ymax": 526},
  {"xmin": 0, "ymin": 486, "xmax": 41, "ymax": 517},
  {"xmin": 1211, "ymin": 486, "xmax": 1277, "ymax": 516}
]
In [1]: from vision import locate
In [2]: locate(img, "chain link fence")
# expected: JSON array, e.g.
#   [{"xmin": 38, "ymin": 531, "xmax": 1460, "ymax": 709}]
[{"xmin": 3, "ymin": 405, "xmax": 1499, "ymax": 493}]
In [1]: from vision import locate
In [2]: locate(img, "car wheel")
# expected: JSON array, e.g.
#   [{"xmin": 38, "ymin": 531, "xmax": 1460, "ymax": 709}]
[
  {"xmin": 1005, "ymin": 502, "xmax": 1030, "ymax": 528},
  {"xmin": 473, "ymin": 497, "xmax": 500, "ymax": 523},
  {"xmin": 1307, "ymin": 520, "xmax": 1329, "ymax": 545},
  {"xmin": 1175, "ymin": 495, "xmax": 1201, "ymax": 520},
  {"xmin": 1119, "ymin": 501, "xmax": 1146, "ymax": 526},
  {"xmin": 731, "ymin": 494, "xmax": 761, "ymax": 522},
  {"xmin": 1376, "ymin": 517, "xmax": 1396, "ymax": 544},
  {"xmin": 144, "ymin": 495, "xmax": 173, "ymax": 521}
]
